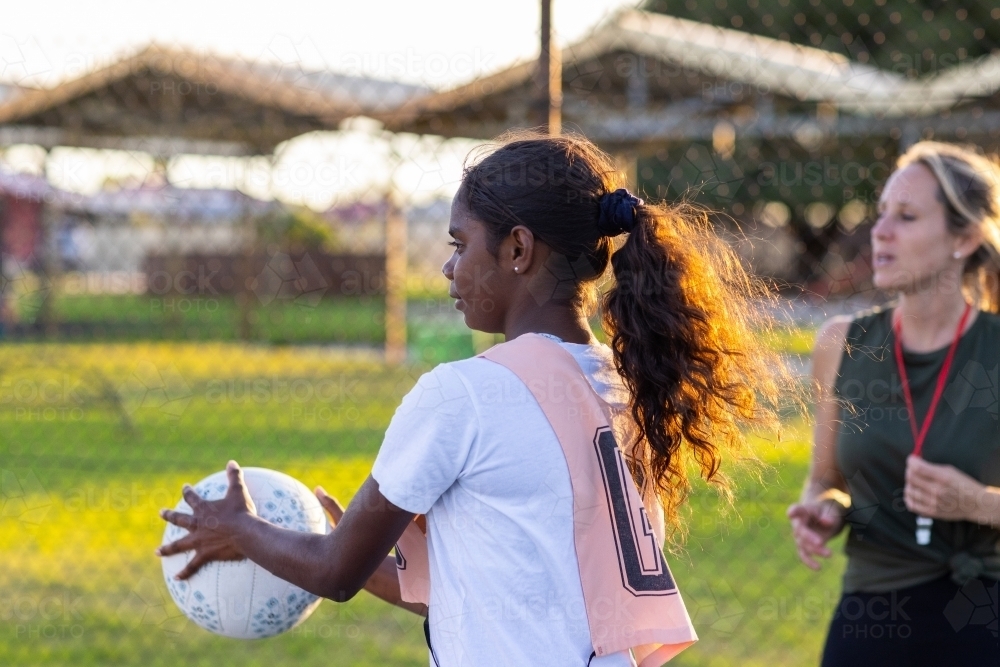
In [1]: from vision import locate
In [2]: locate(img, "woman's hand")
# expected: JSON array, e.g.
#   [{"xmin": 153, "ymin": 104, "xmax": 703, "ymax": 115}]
[
  {"xmin": 156, "ymin": 460, "xmax": 258, "ymax": 580},
  {"xmin": 904, "ymin": 455, "xmax": 989, "ymax": 523},
  {"xmin": 787, "ymin": 497, "xmax": 846, "ymax": 570}
]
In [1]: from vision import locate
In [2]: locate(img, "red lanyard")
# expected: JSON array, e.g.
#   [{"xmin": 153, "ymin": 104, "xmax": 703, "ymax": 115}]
[{"xmin": 892, "ymin": 302, "xmax": 972, "ymax": 458}]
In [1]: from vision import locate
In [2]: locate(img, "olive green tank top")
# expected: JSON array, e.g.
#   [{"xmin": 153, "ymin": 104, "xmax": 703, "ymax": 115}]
[{"xmin": 834, "ymin": 306, "xmax": 1000, "ymax": 593}]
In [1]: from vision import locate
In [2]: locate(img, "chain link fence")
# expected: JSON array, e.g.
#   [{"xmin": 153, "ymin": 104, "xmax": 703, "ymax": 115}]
[{"xmin": 2, "ymin": 3, "xmax": 999, "ymax": 665}]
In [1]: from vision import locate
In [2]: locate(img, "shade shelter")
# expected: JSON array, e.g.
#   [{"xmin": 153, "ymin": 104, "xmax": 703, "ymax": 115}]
[
  {"xmin": 0, "ymin": 44, "xmax": 427, "ymax": 358},
  {"xmin": 0, "ymin": 43, "xmax": 425, "ymax": 156},
  {"xmin": 380, "ymin": 9, "xmax": 1000, "ymax": 148}
]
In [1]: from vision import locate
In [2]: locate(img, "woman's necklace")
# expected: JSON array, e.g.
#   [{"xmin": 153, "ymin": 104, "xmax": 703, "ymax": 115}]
[{"xmin": 892, "ymin": 302, "xmax": 973, "ymax": 545}]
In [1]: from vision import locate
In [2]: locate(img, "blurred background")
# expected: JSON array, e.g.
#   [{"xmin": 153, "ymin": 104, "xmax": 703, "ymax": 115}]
[{"xmin": 1, "ymin": 1, "xmax": 998, "ymax": 665}]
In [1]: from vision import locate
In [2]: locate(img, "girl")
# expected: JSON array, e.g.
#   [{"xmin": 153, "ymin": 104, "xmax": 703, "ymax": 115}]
[
  {"xmin": 788, "ymin": 141, "xmax": 1000, "ymax": 666},
  {"xmin": 158, "ymin": 132, "xmax": 785, "ymax": 665}
]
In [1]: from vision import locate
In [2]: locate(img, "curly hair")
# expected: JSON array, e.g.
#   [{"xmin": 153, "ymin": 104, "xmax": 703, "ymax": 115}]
[{"xmin": 459, "ymin": 130, "xmax": 791, "ymax": 535}]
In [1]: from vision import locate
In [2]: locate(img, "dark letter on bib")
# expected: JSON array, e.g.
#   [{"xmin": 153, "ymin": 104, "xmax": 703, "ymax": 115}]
[{"xmin": 594, "ymin": 427, "xmax": 676, "ymax": 596}]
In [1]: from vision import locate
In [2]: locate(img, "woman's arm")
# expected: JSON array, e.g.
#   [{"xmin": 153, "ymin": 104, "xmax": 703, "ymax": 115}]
[
  {"xmin": 787, "ymin": 316, "xmax": 853, "ymax": 570},
  {"xmin": 315, "ymin": 487, "xmax": 427, "ymax": 616},
  {"xmin": 802, "ymin": 315, "xmax": 853, "ymax": 502},
  {"xmin": 156, "ymin": 463, "xmax": 415, "ymax": 604}
]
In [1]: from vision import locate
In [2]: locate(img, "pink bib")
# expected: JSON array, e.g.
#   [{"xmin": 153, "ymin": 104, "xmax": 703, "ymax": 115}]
[{"xmin": 395, "ymin": 334, "xmax": 697, "ymax": 665}]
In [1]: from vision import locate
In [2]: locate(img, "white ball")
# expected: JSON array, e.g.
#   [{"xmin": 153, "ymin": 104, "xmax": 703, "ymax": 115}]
[{"xmin": 161, "ymin": 467, "xmax": 329, "ymax": 639}]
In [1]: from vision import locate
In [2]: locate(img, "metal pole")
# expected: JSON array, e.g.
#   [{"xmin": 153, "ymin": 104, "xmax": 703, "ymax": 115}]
[
  {"xmin": 0, "ymin": 147, "xmax": 5, "ymax": 337},
  {"xmin": 236, "ymin": 156, "xmax": 255, "ymax": 340},
  {"xmin": 384, "ymin": 190, "xmax": 407, "ymax": 365},
  {"xmin": 0, "ymin": 189, "xmax": 5, "ymax": 338},
  {"xmin": 36, "ymin": 148, "xmax": 58, "ymax": 338},
  {"xmin": 537, "ymin": 0, "xmax": 562, "ymax": 135}
]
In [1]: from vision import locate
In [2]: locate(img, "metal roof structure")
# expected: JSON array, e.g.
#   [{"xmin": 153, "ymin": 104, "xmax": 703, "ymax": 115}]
[
  {"xmin": 0, "ymin": 44, "xmax": 429, "ymax": 157},
  {"xmin": 919, "ymin": 52, "xmax": 1000, "ymax": 111},
  {"xmin": 378, "ymin": 9, "xmax": 1000, "ymax": 146},
  {"xmin": 0, "ymin": 83, "xmax": 26, "ymax": 106}
]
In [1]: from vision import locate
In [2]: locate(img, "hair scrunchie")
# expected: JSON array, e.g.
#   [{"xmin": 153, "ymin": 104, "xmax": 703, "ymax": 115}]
[{"xmin": 596, "ymin": 188, "xmax": 644, "ymax": 237}]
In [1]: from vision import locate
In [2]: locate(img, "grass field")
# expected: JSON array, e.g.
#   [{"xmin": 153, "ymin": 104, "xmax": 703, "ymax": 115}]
[
  {"xmin": 9, "ymin": 292, "xmax": 817, "ymax": 355},
  {"xmin": 0, "ymin": 339, "xmax": 846, "ymax": 666},
  {"xmin": 52, "ymin": 294, "xmax": 390, "ymax": 345}
]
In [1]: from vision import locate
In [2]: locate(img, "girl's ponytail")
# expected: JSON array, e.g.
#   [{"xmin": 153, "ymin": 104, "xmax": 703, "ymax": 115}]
[{"xmin": 602, "ymin": 200, "xmax": 786, "ymax": 533}]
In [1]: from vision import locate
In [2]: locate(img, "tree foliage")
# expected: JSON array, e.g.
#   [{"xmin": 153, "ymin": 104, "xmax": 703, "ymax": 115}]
[
  {"xmin": 256, "ymin": 206, "xmax": 340, "ymax": 253},
  {"xmin": 644, "ymin": 0, "xmax": 1000, "ymax": 74}
]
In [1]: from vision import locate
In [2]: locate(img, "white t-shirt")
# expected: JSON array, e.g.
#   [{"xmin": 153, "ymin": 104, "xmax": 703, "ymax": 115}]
[{"xmin": 372, "ymin": 339, "xmax": 637, "ymax": 667}]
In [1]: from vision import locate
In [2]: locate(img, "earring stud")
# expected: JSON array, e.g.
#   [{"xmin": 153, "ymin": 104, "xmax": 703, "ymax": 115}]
[{"xmin": 953, "ymin": 251, "xmax": 962, "ymax": 259}]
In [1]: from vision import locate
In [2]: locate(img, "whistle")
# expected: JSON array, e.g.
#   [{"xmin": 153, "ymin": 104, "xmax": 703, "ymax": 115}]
[{"xmin": 916, "ymin": 516, "xmax": 933, "ymax": 545}]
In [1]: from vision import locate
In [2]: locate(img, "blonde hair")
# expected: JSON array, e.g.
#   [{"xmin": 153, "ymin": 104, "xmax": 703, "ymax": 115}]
[{"xmin": 896, "ymin": 141, "xmax": 1000, "ymax": 312}]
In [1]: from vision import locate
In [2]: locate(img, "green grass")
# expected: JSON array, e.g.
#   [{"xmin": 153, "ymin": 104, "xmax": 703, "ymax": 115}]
[
  {"xmin": 0, "ymin": 342, "xmax": 843, "ymax": 666},
  {"xmin": 9, "ymin": 293, "xmax": 815, "ymax": 353},
  {"xmin": 7, "ymin": 292, "xmax": 479, "ymax": 363},
  {"xmin": 50, "ymin": 294, "xmax": 389, "ymax": 345},
  {"xmin": 0, "ymin": 343, "xmax": 427, "ymax": 666}
]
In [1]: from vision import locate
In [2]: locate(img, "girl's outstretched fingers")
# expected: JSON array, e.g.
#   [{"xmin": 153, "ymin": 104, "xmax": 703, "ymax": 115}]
[
  {"xmin": 224, "ymin": 460, "xmax": 257, "ymax": 514},
  {"xmin": 315, "ymin": 486, "xmax": 345, "ymax": 525},
  {"xmin": 174, "ymin": 552, "xmax": 211, "ymax": 581},
  {"xmin": 226, "ymin": 461, "xmax": 245, "ymax": 493},
  {"xmin": 160, "ymin": 508, "xmax": 197, "ymax": 530},
  {"xmin": 155, "ymin": 532, "xmax": 198, "ymax": 557},
  {"xmin": 181, "ymin": 484, "xmax": 205, "ymax": 509}
]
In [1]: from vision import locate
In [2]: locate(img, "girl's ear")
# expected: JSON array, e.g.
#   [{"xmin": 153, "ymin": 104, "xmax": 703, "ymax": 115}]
[{"xmin": 506, "ymin": 225, "xmax": 537, "ymax": 273}]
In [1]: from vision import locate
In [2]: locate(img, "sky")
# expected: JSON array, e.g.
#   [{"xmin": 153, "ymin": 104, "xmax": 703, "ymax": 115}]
[{"xmin": 0, "ymin": 0, "xmax": 640, "ymax": 207}]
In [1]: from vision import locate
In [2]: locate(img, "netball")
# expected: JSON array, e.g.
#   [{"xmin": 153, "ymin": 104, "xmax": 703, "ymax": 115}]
[{"xmin": 160, "ymin": 468, "xmax": 329, "ymax": 638}]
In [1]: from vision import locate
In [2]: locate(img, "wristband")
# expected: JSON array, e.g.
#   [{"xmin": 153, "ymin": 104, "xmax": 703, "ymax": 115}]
[{"xmin": 816, "ymin": 488, "xmax": 852, "ymax": 513}]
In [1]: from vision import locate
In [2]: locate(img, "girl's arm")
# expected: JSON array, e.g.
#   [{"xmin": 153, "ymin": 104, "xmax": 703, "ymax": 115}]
[
  {"xmin": 156, "ymin": 463, "xmax": 417, "ymax": 606},
  {"xmin": 787, "ymin": 316, "xmax": 853, "ymax": 569},
  {"xmin": 315, "ymin": 487, "xmax": 427, "ymax": 616}
]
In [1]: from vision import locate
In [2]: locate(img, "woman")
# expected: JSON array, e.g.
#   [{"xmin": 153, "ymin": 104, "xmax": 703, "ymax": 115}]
[
  {"xmin": 157, "ymin": 133, "xmax": 785, "ymax": 665},
  {"xmin": 788, "ymin": 141, "xmax": 1000, "ymax": 666}
]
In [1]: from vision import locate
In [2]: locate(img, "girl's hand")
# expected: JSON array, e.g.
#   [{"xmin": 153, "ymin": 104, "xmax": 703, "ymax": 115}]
[
  {"xmin": 904, "ymin": 455, "xmax": 986, "ymax": 522},
  {"xmin": 317, "ymin": 486, "xmax": 427, "ymax": 534},
  {"xmin": 156, "ymin": 460, "xmax": 258, "ymax": 580},
  {"xmin": 787, "ymin": 498, "xmax": 845, "ymax": 570},
  {"xmin": 315, "ymin": 486, "xmax": 345, "ymax": 526}
]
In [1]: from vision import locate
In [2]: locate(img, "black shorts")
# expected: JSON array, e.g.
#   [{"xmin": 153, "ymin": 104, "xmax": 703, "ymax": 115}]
[{"xmin": 821, "ymin": 575, "xmax": 998, "ymax": 667}]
